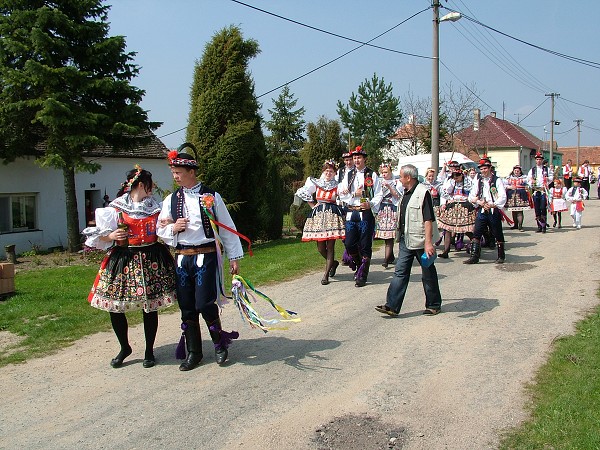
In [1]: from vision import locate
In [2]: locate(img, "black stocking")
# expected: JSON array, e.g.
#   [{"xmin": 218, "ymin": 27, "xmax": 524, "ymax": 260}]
[
  {"xmin": 384, "ymin": 239, "xmax": 395, "ymax": 263},
  {"xmin": 441, "ymin": 232, "xmax": 452, "ymax": 255},
  {"xmin": 325, "ymin": 240, "xmax": 335, "ymax": 278},
  {"xmin": 316, "ymin": 241, "xmax": 327, "ymax": 260},
  {"xmin": 143, "ymin": 311, "xmax": 158, "ymax": 360},
  {"xmin": 109, "ymin": 312, "xmax": 131, "ymax": 359}
]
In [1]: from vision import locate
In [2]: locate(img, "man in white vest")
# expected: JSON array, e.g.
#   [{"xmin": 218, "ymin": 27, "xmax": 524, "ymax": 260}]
[{"xmin": 375, "ymin": 164, "xmax": 442, "ymax": 317}]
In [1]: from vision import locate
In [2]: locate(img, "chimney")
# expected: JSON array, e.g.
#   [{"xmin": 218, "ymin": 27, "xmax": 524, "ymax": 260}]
[
  {"xmin": 490, "ymin": 111, "xmax": 496, "ymax": 118},
  {"xmin": 473, "ymin": 108, "xmax": 481, "ymax": 131}
]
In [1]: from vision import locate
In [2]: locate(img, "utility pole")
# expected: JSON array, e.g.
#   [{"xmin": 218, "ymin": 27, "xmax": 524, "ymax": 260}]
[
  {"xmin": 574, "ymin": 119, "xmax": 583, "ymax": 170},
  {"xmin": 545, "ymin": 93, "xmax": 559, "ymax": 168},
  {"xmin": 431, "ymin": 1, "xmax": 440, "ymax": 174}
]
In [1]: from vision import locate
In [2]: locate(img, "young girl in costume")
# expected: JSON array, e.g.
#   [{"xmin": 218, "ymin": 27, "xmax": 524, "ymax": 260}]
[
  {"xmin": 295, "ymin": 160, "xmax": 345, "ymax": 285},
  {"xmin": 83, "ymin": 167, "xmax": 176, "ymax": 369},
  {"xmin": 549, "ymin": 178, "xmax": 567, "ymax": 228},
  {"xmin": 566, "ymin": 177, "xmax": 588, "ymax": 229},
  {"xmin": 504, "ymin": 165, "xmax": 531, "ymax": 231},
  {"xmin": 375, "ymin": 163, "xmax": 402, "ymax": 268}
]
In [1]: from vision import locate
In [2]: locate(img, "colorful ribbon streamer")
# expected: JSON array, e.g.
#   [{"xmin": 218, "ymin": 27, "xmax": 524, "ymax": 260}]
[{"xmin": 231, "ymin": 274, "xmax": 300, "ymax": 332}]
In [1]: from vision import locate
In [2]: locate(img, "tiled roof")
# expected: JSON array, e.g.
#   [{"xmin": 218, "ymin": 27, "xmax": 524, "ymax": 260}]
[
  {"xmin": 455, "ymin": 115, "xmax": 544, "ymax": 151},
  {"xmin": 83, "ymin": 133, "xmax": 170, "ymax": 159},
  {"xmin": 558, "ymin": 146, "xmax": 600, "ymax": 165},
  {"xmin": 32, "ymin": 131, "xmax": 170, "ymax": 159},
  {"xmin": 390, "ymin": 123, "xmax": 428, "ymax": 140}
]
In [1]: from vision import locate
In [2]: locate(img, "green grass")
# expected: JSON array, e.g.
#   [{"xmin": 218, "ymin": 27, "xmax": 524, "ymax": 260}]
[
  {"xmin": 499, "ymin": 301, "xmax": 600, "ymax": 449},
  {"xmin": 0, "ymin": 237, "xmax": 357, "ymax": 367}
]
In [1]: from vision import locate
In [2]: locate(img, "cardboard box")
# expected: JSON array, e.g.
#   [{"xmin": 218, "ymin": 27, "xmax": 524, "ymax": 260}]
[
  {"xmin": 0, "ymin": 263, "xmax": 15, "ymax": 279},
  {"xmin": 0, "ymin": 278, "xmax": 15, "ymax": 294}
]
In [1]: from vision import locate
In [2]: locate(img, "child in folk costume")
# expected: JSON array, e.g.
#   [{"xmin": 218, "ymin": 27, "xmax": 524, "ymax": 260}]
[
  {"xmin": 375, "ymin": 163, "xmax": 403, "ymax": 268},
  {"xmin": 423, "ymin": 168, "xmax": 442, "ymax": 209},
  {"xmin": 565, "ymin": 177, "xmax": 588, "ymax": 229},
  {"xmin": 503, "ymin": 165, "xmax": 531, "ymax": 231},
  {"xmin": 295, "ymin": 160, "xmax": 346, "ymax": 285},
  {"xmin": 549, "ymin": 178, "xmax": 567, "ymax": 228}
]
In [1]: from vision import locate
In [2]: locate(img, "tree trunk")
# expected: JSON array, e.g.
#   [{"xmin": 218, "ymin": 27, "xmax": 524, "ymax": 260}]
[{"xmin": 63, "ymin": 166, "xmax": 81, "ymax": 253}]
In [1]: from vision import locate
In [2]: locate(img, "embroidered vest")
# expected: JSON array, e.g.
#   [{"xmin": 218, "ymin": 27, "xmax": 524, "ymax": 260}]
[
  {"xmin": 477, "ymin": 175, "xmax": 498, "ymax": 201},
  {"xmin": 171, "ymin": 185, "xmax": 216, "ymax": 238},
  {"xmin": 346, "ymin": 167, "xmax": 374, "ymax": 195}
]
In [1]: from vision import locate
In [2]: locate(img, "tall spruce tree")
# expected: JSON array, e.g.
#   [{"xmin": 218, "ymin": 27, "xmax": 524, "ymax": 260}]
[
  {"xmin": 265, "ymin": 85, "xmax": 305, "ymax": 213},
  {"xmin": 337, "ymin": 73, "xmax": 402, "ymax": 167},
  {"xmin": 186, "ymin": 25, "xmax": 274, "ymax": 240},
  {"xmin": 0, "ymin": 1, "xmax": 158, "ymax": 252},
  {"xmin": 301, "ymin": 116, "xmax": 345, "ymax": 178}
]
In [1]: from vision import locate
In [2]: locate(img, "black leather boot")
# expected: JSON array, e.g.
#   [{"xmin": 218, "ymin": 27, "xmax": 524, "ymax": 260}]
[
  {"xmin": 495, "ymin": 242, "xmax": 505, "ymax": 264},
  {"xmin": 179, "ymin": 321, "xmax": 203, "ymax": 371},
  {"xmin": 208, "ymin": 319, "xmax": 239, "ymax": 365},
  {"xmin": 355, "ymin": 256, "xmax": 371, "ymax": 287},
  {"xmin": 463, "ymin": 240, "xmax": 481, "ymax": 264}
]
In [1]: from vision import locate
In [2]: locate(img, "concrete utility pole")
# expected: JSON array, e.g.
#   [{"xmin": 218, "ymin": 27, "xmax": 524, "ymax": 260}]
[
  {"xmin": 431, "ymin": 4, "xmax": 461, "ymax": 173},
  {"xmin": 574, "ymin": 119, "xmax": 583, "ymax": 170},
  {"xmin": 545, "ymin": 93, "xmax": 559, "ymax": 167}
]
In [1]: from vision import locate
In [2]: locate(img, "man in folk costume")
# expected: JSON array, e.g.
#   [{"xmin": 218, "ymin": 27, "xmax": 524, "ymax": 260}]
[
  {"xmin": 337, "ymin": 150, "xmax": 354, "ymax": 184},
  {"xmin": 562, "ymin": 159, "xmax": 573, "ymax": 189},
  {"xmin": 338, "ymin": 146, "xmax": 383, "ymax": 287},
  {"xmin": 157, "ymin": 144, "xmax": 244, "ymax": 370},
  {"xmin": 464, "ymin": 158, "xmax": 507, "ymax": 264},
  {"xmin": 527, "ymin": 152, "xmax": 553, "ymax": 233},
  {"xmin": 565, "ymin": 176, "xmax": 588, "ymax": 229},
  {"xmin": 577, "ymin": 160, "xmax": 592, "ymax": 194}
]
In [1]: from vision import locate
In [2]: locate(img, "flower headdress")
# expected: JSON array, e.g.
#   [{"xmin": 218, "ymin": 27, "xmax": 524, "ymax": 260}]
[
  {"xmin": 379, "ymin": 162, "xmax": 392, "ymax": 170},
  {"xmin": 323, "ymin": 159, "xmax": 338, "ymax": 170},
  {"xmin": 127, "ymin": 164, "xmax": 143, "ymax": 189}
]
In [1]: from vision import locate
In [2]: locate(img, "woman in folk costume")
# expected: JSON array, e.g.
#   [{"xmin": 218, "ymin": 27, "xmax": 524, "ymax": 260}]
[
  {"xmin": 375, "ymin": 163, "xmax": 403, "ymax": 268},
  {"xmin": 549, "ymin": 178, "xmax": 568, "ymax": 228},
  {"xmin": 422, "ymin": 168, "xmax": 442, "ymax": 210},
  {"xmin": 436, "ymin": 162, "xmax": 476, "ymax": 259},
  {"xmin": 565, "ymin": 177, "xmax": 588, "ymax": 229},
  {"xmin": 83, "ymin": 166, "xmax": 177, "ymax": 369},
  {"xmin": 503, "ymin": 165, "xmax": 531, "ymax": 231},
  {"xmin": 295, "ymin": 160, "xmax": 346, "ymax": 285}
]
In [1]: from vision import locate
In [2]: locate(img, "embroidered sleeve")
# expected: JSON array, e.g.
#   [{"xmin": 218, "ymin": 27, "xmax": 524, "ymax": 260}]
[
  {"xmin": 295, "ymin": 177, "xmax": 317, "ymax": 202},
  {"xmin": 82, "ymin": 207, "xmax": 117, "ymax": 250}
]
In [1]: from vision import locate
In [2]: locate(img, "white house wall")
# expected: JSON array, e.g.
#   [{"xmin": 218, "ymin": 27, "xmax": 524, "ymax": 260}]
[{"xmin": 0, "ymin": 156, "xmax": 174, "ymax": 258}]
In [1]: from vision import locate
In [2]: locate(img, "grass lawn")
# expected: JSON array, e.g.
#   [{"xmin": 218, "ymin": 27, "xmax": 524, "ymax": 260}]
[{"xmin": 0, "ymin": 237, "xmax": 352, "ymax": 366}]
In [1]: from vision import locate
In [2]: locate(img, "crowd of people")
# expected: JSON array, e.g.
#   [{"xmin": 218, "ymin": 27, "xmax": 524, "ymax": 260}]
[
  {"xmin": 294, "ymin": 147, "xmax": 594, "ymax": 318},
  {"xmin": 82, "ymin": 145, "xmax": 594, "ymax": 369}
]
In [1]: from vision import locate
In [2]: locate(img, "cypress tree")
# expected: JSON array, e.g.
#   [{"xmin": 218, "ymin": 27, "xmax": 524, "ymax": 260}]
[
  {"xmin": 186, "ymin": 25, "xmax": 273, "ymax": 240},
  {"xmin": 301, "ymin": 116, "xmax": 345, "ymax": 178}
]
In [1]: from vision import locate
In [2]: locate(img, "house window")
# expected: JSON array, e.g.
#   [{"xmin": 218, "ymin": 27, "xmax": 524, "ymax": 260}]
[{"xmin": 0, "ymin": 194, "xmax": 37, "ymax": 233}]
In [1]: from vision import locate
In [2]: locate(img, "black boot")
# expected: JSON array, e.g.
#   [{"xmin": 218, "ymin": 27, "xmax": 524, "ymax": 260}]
[
  {"xmin": 495, "ymin": 242, "xmax": 505, "ymax": 264},
  {"xmin": 179, "ymin": 321, "xmax": 203, "ymax": 371},
  {"xmin": 463, "ymin": 240, "xmax": 481, "ymax": 264},
  {"xmin": 355, "ymin": 256, "xmax": 371, "ymax": 287},
  {"xmin": 208, "ymin": 319, "xmax": 239, "ymax": 365}
]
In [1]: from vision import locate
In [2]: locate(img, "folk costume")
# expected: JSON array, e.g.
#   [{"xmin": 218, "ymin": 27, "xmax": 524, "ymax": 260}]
[
  {"xmin": 565, "ymin": 178, "xmax": 588, "ymax": 229},
  {"xmin": 578, "ymin": 162, "xmax": 592, "ymax": 194},
  {"xmin": 375, "ymin": 167, "xmax": 403, "ymax": 268},
  {"xmin": 295, "ymin": 167, "xmax": 345, "ymax": 285},
  {"xmin": 83, "ymin": 167, "xmax": 177, "ymax": 368},
  {"xmin": 296, "ymin": 176, "xmax": 345, "ymax": 242},
  {"xmin": 337, "ymin": 146, "xmax": 383, "ymax": 287},
  {"xmin": 527, "ymin": 153, "xmax": 553, "ymax": 233},
  {"xmin": 157, "ymin": 148, "xmax": 244, "ymax": 369},
  {"xmin": 422, "ymin": 178, "xmax": 442, "ymax": 209},
  {"xmin": 504, "ymin": 166, "xmax": 531, "ymax": 231},
  {"xmin": 464, "ymin": 158, "xmax": 507, "ymax": 264},
  {"xmin": 562, "ymin": 162, "xmax": 573, "ymax": 189},
  {"xmin": 436, "ymin": 165, "xmax": 475, "ymax": 259},
  {"xmin": 549, "ymin": 184, "xmax": 568, "ymax": 228}
]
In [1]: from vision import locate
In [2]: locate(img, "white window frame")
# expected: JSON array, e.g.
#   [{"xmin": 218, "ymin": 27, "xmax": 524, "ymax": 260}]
[{"xmin": 0, "ymin": 193, "xmax": 38, "ymax": 233}]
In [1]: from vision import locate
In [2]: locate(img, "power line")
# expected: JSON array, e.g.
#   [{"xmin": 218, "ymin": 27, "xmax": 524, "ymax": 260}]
[{"xmin": 443, "ymin": 7, "xmax": 600, "ymax": 69}]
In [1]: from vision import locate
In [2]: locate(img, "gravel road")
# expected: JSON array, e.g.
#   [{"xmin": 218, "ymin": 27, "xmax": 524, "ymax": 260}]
[{"xmin": 1, "ymin": 201, "xmax": 599, "ymax": 450}]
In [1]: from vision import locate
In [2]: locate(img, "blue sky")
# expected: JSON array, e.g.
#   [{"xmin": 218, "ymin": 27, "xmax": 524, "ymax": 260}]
[{"xmin": 107, "ymin": 0, "xmax": 600, "ymax": 150}]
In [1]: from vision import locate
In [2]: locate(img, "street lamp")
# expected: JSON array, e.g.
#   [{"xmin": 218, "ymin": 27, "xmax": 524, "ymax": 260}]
[{"xmin": 431, "ymin": 4, "xmax": 461, "ymax": 173}]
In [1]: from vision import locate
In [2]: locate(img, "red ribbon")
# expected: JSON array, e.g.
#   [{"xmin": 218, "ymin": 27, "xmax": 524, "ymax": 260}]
[{"xmin": 205, "ymin": 209, "xmax": 253, "ymax": 256}]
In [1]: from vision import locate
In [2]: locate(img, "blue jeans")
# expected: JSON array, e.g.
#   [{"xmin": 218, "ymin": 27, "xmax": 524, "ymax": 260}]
[{"xmin": 386, "ymin": 237, "xmax": 442, "ymax": 313}]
